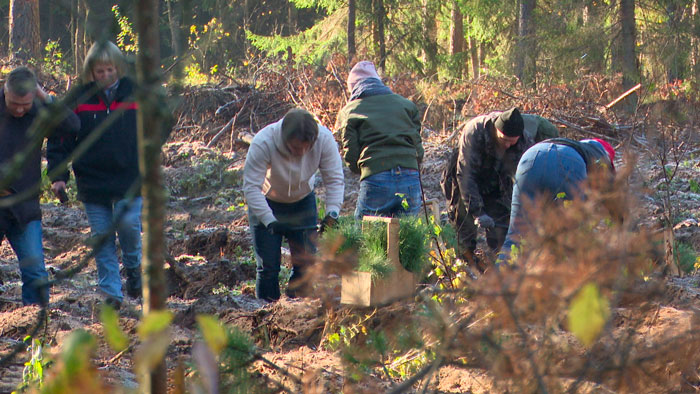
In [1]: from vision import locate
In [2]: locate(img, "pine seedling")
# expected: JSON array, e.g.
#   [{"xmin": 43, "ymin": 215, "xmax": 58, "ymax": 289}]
[{"xmin": 398, "ymin": 216, "xmax": 431, "ymax": 274}]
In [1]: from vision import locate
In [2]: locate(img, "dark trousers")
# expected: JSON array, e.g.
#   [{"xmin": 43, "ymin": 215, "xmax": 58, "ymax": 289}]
[
  {"xmin": 447, "ymin": 196, "xmax": 509, "ymax": 256},
  {"xmin": 250, "ymin": 192, "xmax": 317, "ymax": 301}
]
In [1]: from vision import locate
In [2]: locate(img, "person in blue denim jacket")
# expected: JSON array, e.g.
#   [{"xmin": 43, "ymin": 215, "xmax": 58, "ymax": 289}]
[
  {"xmin": 336, "ymin": 61, "xmax": 424, "ymax": 219},
  {"xmin": 499, "ymin": 138, "xmax": 616, "ymax": 263}
]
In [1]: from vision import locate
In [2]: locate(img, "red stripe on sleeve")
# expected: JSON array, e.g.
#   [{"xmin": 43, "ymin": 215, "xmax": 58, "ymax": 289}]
[{"xmin": 110, "ymin": 102, "xmax": 138, "ymax": 111}]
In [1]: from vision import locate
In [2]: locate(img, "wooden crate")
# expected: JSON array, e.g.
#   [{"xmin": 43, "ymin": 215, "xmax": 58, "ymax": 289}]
[{"xmin": 340, "ymin": 216, "xmax": 416, "ymax": 306}]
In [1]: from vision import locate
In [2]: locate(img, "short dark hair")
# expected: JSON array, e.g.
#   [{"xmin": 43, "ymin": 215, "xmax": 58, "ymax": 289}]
[
  {"xmin": 5, "ymin": 67, "xmax": 37, "ymax": 96},
  {"xmin": 281, "ymin": 108, "xmax": 318, "ymax": 143}
]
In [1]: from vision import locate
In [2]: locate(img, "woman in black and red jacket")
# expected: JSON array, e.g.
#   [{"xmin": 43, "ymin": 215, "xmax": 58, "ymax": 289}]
[{"xmin": 49, "ymin": 41, "xmax": 142, "ymax": 309}]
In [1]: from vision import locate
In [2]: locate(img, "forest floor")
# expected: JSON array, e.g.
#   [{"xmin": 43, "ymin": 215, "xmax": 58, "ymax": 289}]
[{"xmin": 0, "ymin": 78, "xmax": 699, "ymax": 393}]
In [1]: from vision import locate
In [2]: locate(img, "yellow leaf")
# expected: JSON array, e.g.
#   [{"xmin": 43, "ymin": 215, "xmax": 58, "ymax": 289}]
[
  {"xmin": 138, "ymin": 310, "xmax": 173, "ymax": 340},
  {"xmin": 568, "ymin": 283, "xmax": 610, "ymax": 346},
  {"xmin": 100, "ymin": 306, "xmax": 129, "ymax": 352},
  {"xmin": 196, "ymin": 315, "xmax": 227, "ymax": 355}
]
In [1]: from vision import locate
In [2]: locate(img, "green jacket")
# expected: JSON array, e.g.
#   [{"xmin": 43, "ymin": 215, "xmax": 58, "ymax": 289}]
[
  {"xmin": 337, "ymin": 94, "xmax": 424, "ymax": 180},
  {"xmin": 522, "ymin": 114, "xmax": 559, "ymax": 143}
]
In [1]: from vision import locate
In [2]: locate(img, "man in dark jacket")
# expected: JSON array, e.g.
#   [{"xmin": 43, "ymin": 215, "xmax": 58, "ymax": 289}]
[
  {"xmin": 499, "ymin": 138, "xmax": 616, "ymax": 262},
  {"xmin": 0, "ymin": 66, "xmax": 80, "ymax": 305},
  {"xmin": 337, "ymin": 61, "xmax": 424, "ymax": 218},
  {"xmin": 441, "ymin": 107, "xmax": 533, "ymax": 264}
]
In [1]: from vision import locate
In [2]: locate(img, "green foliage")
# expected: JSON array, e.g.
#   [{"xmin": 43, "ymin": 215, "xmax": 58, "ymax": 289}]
[
  {"xmin": 690, "ymin": 179, "xmax": 700, "ymax": 194},
  {"xmin": 357, "ymin": 221, "xmax": 393, "ymax": 279},
  {"xmin": 398, "ymin": 216, "xmax": 431, "ymax": 274},
  {"xmin": 171, "ymin": 155, "xmax": 240, "ymax": 197},
  {"xmin": 42, "ymin": 40, "xmax": 70, "ymax": 77},
  {"xmin": 246, "ymin": 8, "xmax": 346, "ymax": 67},
  {"xmin": 187, "ymin": 18, "xmax": 230, "ymax": 84},
  {"xmin": 40, "ymin": 329, "xmax": 99, "ymax": 393},
  {"xmin": 567, "ymin": 283, "xmax": 610, "ymax": 346},
  {"xmin": 674, "ymin": 241, "xmax": 699, "ymax": 274},
  {"xmin": 322, "ymin": 216, "xmax": 431, "ymax": 278},
  {"xmin": 219, "ymin": 324, "xmax": 256, "ymax": 393},
  {"xmin": 320, "ymin": 216, "xmax": 363, "ymax": 256},
  {"xmin": 100, "ymin": 306, "xmax": 129, "ymax": 353},
  {"xmin": 18, "ymin": 337, "xmax": 49, "ymax": 391},
  {"xmin": 112, "ymin": 5, "xmax": 138, "ymax": 53}
]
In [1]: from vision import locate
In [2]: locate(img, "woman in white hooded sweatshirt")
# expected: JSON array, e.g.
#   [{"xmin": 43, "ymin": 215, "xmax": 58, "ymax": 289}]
[{"xmin": 243, "ymin": 108, "xmax": 345, "ymax": 301}]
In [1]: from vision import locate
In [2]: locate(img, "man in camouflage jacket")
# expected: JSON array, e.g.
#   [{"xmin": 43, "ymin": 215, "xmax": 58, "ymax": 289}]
[{"xmin": 441, "ymin": 108, "xmax": 533, "ymax": 263}]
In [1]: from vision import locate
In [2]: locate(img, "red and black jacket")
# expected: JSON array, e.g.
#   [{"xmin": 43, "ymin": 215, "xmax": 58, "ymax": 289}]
[{"xmin": 50, "ymin": 77, "xmax": 140, "ymax": 205}]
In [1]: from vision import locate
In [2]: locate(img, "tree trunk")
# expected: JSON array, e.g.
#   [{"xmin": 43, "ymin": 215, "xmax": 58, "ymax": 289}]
[
  {"xmin": 516, "ymin": 0, "xmax": 536, "ymax": 88},
  {"xmin": 348, "ymin": 0, "xmax": 356, "ymax": 64},
  {"xmin": 693, "ymin": 0, "xmax": 699, "ymax": 83},
  {"xmin": 618, "ymin": 0, "xmax": 639, "ymax": 109},
  {"xmin": 9, "ymin": 0, "xmax": 40, "ymax": 62},
  {"xmin": 135, "ymin": 0, "xmax": 168, "ymax": 392},
  {"xmin": 85, "ymin": 0, "xmax": 115, "ymax": 43},
  {"xmin": 422, "ymin": 0, "xmax": 438, "ymax": 77},
  {"xmin": 166, "ymin": 0, "xmax": 183, "ymax": 58},
  {"xmin": 286, "ymin": 1, "xmax": 297, "ymax": 64},
  {"xmin": 468, "ymin": 32, "xmax": 479, "ymax": 79},
  {"xmin": 373, "ymin": 0, "xmax": 386, "ymax": 71},
  {"xmin": 665, "ymin": 1, "xmax": 683, "ymax": 83},
  {"xmin": 582, "ymin": 0, "xmax": 606, "ymax": 73},
  {"xmin": 450, "ymin": 0, "xmax": 464, "ymax": 77}
]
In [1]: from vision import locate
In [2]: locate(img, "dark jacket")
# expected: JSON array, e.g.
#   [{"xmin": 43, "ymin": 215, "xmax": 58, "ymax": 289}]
[
  {"xmin": 337, "ymin": 93, "xmax": 424, "ymax": 180},
  {"xmin": 50, "ymin": 77, "xmax": 140, "ymax": 204},
  {"xmin": 0, "ymin": 89, "xmax": 80, "ymax": 229},
  {"xmin": 442, "ymin": 112, "xmax": 534, "ymax": 217}
]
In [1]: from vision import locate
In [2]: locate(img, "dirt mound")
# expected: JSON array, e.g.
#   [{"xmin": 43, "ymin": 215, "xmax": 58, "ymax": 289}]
[{"xmin": 166, "ymin": 257, "xmax": 255, "ymax": 300}]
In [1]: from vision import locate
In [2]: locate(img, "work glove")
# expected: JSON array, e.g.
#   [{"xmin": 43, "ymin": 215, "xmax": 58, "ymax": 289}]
[
  {"xmin": 318, "ymin": 213, "xmax": 339, "ymax": 234},
  {"xmin": 474, "ymin": 214, "xmax": 495, "ymax": 229},
  {"xmin": 267, "ymin": 221, "xmax": 292, "ymax": 236}
]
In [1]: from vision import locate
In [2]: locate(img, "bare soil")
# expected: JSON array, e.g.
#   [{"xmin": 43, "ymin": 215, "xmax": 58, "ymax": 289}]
[{"xmin": 0, "ymin": 82, "xmax": 698, "ymax": 393}]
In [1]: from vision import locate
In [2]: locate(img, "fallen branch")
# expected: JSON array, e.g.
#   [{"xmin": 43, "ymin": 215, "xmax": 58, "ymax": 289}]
[
  {"xmin": 603, "ymin": 83, "xmax": 641, "ymax": 110},
  {"xmin": 552, "ymin": 117, "xmax": 622, "ymax": 143},
  {"xmin": 207, "ymin": 98, "xmax": 249, "ymax": 148}
]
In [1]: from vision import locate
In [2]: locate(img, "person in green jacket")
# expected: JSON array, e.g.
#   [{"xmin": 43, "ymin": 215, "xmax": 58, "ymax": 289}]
[
  {"xmin": 522, "ymin": 113, "xmax": 560, "ymax": 143},
  {"xmin": 336, "ymin": 61, "xmax": 424, "ymax": 219}
]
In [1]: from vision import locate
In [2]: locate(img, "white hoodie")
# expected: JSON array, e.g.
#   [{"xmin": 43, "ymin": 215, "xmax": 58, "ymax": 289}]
[{"xmin": 243, "ymin": 118, "xmax": 345, "ymax": 226}]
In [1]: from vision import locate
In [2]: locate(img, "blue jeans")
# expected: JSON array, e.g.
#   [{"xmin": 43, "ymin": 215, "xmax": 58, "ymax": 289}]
[
  {"xmin": 2, "ymin": 220, "xmax": 48, "ymax": 305},
  {"xmin": 83, "ymin": 197, "xmax": 143, "ymax": 301},
  {"xmin": 250, "ymin": 192, "xmax": 317, "ymax": 301},
  {"xmin": 355, "ymin": 167, "xmax": 422, "ymax": 219},
  {"xmin": 500, "ymin": 143, "xmax": 587, "ymax": 259}
]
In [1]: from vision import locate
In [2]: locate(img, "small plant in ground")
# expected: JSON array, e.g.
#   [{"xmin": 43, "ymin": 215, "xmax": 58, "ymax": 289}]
[
  {"xmin": 17, "ymin": 336, "xmax": 50, "ymax": 391},
  {"xmin": 674, "ymin": 240, "xmax": 699, "ymax": 273}
]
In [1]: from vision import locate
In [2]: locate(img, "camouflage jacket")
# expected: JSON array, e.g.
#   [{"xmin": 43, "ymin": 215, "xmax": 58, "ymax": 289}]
[{"xmin": 443, "ymin": 112, "xmax": 533, "ymax": 217}]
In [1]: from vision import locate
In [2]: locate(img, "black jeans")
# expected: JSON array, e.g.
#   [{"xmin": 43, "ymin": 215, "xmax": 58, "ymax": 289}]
[
  {"xmin": 249, "ymin": 192, "xmax": 317, "ymax": 301},
  {"xmin": 447, "ymin": 196, "xmax": 509, "ymax": 256}
]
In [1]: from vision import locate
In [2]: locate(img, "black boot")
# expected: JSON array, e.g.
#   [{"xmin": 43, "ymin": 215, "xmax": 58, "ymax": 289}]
[{"xmin": 125, "ymin": 267, "xmax": 142, "ymax": 299}]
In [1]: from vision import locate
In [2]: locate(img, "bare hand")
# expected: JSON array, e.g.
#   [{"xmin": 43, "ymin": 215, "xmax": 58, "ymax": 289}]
[{"xmin": 51, "ymin": 181, "xmax": 68, "ymax": 202}]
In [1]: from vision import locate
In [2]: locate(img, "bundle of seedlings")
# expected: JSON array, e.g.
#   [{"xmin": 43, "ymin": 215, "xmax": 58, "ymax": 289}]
[{"xmin": 319, "ymin": 216, "xmax": 431, "ymax": 280}]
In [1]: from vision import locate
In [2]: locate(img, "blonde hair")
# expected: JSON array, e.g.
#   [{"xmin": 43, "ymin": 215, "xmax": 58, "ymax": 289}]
[{"xmin": 83, "ymin": 41, "xmax": 125, "ymax": 81}]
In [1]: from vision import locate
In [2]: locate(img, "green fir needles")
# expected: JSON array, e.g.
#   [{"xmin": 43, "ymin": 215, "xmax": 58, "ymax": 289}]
[
  {"xmin": 398, "ymin": 216, "xmax": 431, "ymax": 274},
  {"xmin": 320, "ymin": 216, "xmax": 432, "ymax": 279}
]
